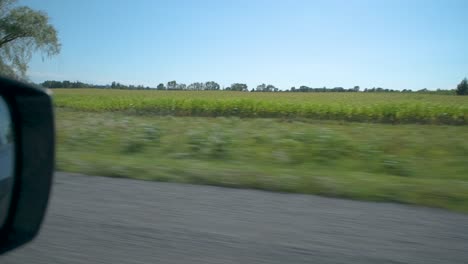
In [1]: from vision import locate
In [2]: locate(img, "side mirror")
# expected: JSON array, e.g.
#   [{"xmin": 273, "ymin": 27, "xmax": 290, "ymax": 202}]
[{"xmin": 0, "ymin": 76, "xmax": 54, "ymax": 254}]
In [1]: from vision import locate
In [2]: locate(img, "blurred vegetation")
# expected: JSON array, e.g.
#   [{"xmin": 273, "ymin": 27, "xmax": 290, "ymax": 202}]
[
  {"xmin": 52, "ymin": 89, "xmax": 468, "ymax": 125},
  {"xmin": 56, "ymin": 108, "xmax": 468, "ymax": 213}
]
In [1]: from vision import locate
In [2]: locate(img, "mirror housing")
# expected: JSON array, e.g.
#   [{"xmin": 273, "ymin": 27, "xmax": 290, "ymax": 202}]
[
  {"xmin": 0, "ymin": 76, "xmax": 54, "ymax": 254},
  {"xmin": 0, "ymin": 95, "xmax": 15, "ymax": 230}
]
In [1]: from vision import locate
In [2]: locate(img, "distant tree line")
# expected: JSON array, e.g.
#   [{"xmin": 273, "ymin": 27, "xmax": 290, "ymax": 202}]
[
  {"xmin": 41, "ymin": 80, "xmax": 109, "ymax": 89},
  {"xmin": 40, "ymin": 79, "xmax": 467, "ymax": 95},
  {"xmin": 288, "ymin": 86, "xmax": 456, "ymax": 95}
]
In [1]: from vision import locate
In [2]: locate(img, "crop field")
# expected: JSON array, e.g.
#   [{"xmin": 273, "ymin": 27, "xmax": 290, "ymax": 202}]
[{"xmin": 53, "ymin": 89, "xmax": 468, "ymax": 124}]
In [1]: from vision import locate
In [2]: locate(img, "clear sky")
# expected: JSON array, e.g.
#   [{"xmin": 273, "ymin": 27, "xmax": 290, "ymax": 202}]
[{"xmin": 23, "ymin": 0, "xmax": 468, "ymax": 90}]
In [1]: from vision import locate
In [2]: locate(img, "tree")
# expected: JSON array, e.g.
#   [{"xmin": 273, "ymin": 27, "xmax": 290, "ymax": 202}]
[
  {"xmin": 62, "ymin": 80, "xmax": 70, "ymax": 88},
  {"xmin": 456, "ymin": 78, "xmax": 468, "ymax": 95},
  {"xmin": 188, "ymin": 82, "xmax": 204, "ymax": 90},
  {"xmin": 205, "ymin": 81, "xmax": 220, "ymax": 90},
  {"xmin": 266, "ymin": 84, "xmax": 276, "ymax": 92},
  {"xmin": 230, "ymin": 83, "xmax": 248, "ymax": 91},
  {"xmin": 156, "ymin": 83, "xmax": 166, "ymax": 90},
  {"xmin": 167, "ymin": 80, "xmax": 177, "ymax": 90},
  {"xmin": 299, "ymin": 86, "xmax": 309, "ymax": 92},
  {"xmin": 176, "ymin": 83, "xmax": 186, "ymax": 90},
  {"xmin": 256, "ymin": 83, "xmax": 266, "ymax": 92},
  {"xmin": 417, "ymin": 88, "xmax": 428, "ymax": 93},
  {"xmin": 0, "ymin": 0, "xmax": 60, "ymax": 78}
]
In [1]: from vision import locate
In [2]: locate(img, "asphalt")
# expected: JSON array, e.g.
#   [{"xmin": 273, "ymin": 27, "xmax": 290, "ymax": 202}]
[{"xmin": 2, "ymin": 172, "xmax": 468, "ymax": 264}]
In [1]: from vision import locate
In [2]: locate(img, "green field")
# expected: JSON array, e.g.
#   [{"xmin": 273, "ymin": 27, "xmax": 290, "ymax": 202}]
[
  {"xmin": 53, "ymin": 89, "xmax": 468, "ymax": 212},
  {"xmin": 53, "ymin": 89, "xmax": 468, "ymax": 124}
]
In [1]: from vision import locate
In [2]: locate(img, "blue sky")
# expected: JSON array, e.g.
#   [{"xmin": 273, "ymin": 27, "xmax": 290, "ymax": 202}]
[{"xmin": 23, "ymin": 0, "xmax": 468, "ymax": 90}]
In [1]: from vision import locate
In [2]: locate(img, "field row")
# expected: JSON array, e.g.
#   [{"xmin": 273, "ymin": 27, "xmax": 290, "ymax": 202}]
[{"xmin": 53, "ymin": 89, "xmax": 468, "ymax": 124}]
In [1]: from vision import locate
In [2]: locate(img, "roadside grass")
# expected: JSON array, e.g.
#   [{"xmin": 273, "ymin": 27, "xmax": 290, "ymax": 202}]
[{"xmin": 56, "ymin": 108, "xmax": 468, "ymax": 213}]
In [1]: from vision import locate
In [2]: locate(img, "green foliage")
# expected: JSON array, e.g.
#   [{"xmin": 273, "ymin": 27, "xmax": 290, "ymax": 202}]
[
  {"xmin": 156, "ymin": 83, "xmax": 166, "ymax": 90},
  {"xmin": 0, "ymin": 55, "xmax": 15, "ymax": 77},
  {"xmin": 42, "ymin": 80, "xmax": 92, "ymax": 88},
  {"xmin": 379, "ymin": 155, "xmax": 412, "ymax": 177},
  {"xmin": 53, "ymin": 89, "xmax": 468, "ymax": 125},
  {"xmin": 56, "ymin": 109, "xmax": 468, "ymax": 213},
  {"xmin": 186, "ymin": 129, "xmax": 231, "ymax": 159},
  {"xmin": 205, "ymin": 81, "xmax": 220, "ymax": 90},
  {"xmin": 167, "ymin": 80, "xmax": 177, "ymax": 90},
  {"xmin": 456, "ymin": 78, "xmax": 468, "ymax": 95},
  {"xmin": 229, "ymin": 83, "xmax": 248, "ymax": 91},
  {"xmin": 0, "ymin": 0, "xmax": 60, "ymax": 78},
  {"xmin": 121, "ymin": 138, "xmax": 146, "ymax": 154}
]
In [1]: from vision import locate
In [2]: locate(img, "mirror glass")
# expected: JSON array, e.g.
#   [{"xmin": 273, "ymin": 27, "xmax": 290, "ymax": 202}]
[{"xmin": 0, "ymin": 95, "xmax": 15, "ymax": 229}]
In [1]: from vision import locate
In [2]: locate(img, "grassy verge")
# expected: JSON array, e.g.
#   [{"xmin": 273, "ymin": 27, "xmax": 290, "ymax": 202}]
[{"xmin": 56, "ymin": 108, "xmax": 468, "ymax": 213}]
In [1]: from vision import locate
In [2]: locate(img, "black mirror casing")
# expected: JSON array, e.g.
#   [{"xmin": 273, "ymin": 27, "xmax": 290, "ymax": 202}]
[{"xmin": 0, "ymin": 76, "xmax": 54, "ymax": 254}]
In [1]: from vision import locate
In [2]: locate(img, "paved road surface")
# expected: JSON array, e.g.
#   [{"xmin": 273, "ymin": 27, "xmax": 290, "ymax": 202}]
[{"xmin": 2, "ymin": 172, "xmax": 468, "ymax": 264}]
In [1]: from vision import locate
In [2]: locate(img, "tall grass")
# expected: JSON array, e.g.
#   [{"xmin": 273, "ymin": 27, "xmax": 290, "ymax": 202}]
[{"xmin": 56, "ymin": 109, "xmax": 468, "ymax": 212}]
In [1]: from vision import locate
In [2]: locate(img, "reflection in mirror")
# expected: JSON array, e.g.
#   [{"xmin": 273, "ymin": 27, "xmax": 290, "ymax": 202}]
[{"xmin": 0, "ymin": 96, "xmax": 14, "ymax": 229}]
